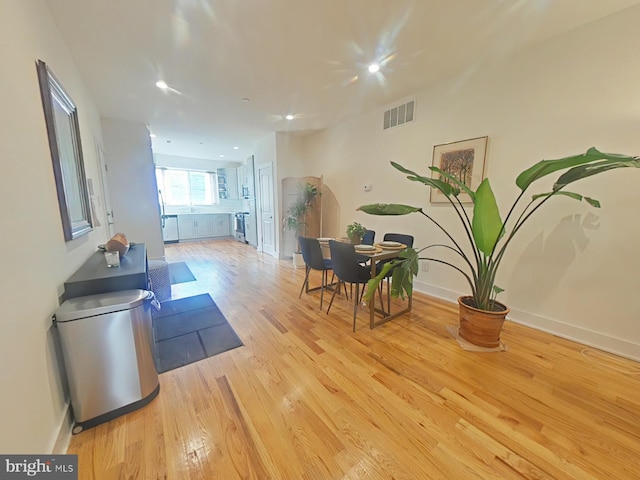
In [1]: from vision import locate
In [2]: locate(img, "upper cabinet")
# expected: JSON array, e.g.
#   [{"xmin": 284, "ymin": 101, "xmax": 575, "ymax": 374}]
[
  {"xmin": 239, "ymin": 156, "xmax": 255, "ymax": 198},
  {"xmin": 217, "ymin": 168, "xmax": 239, "ymax": 200}
]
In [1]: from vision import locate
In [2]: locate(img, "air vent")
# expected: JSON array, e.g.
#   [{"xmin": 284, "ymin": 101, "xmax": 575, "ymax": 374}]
[{"xmin": 383, "ymin": 100, "xmax": 415, "ymax": 130}]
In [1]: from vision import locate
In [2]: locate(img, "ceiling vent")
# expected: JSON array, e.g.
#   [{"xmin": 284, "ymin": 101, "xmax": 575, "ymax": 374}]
[{"xmin": 383, "ymin": 100, "xmax": 415, "ymax": 130}]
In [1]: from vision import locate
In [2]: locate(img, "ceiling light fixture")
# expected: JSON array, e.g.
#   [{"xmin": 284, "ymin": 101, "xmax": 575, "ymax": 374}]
[
  {"xmin": 233, "ymin": 146, "xmax": 239, "ymax": 150},
  {"xmin": 149, "ymin": 133, "xmax": 156, "ymax": 138},
  {"xmin": 368, "ymin": 63, "xmax": 380, "ymax": 74},
  {"xmin": 155, "ymin": 80, "xmax": 169, "ymax": 90},
  {"xmin": 219, "ymin": 154, "xmax": 224, "ymax": 158},
  {"xmin": 285, "ymin": 114, "xmax": 294, "ymax": 120}
]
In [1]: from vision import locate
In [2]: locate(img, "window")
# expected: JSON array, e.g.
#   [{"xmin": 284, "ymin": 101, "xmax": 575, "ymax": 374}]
[{"xmin": 156, "ymin": 168, "xmax": 219, "ymax": 205}]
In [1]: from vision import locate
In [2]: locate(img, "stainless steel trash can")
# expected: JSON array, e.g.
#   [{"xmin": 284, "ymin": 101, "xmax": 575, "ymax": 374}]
[{"xmin": 54, "ymin": 289, "xmax": 160, "ymax": 434}]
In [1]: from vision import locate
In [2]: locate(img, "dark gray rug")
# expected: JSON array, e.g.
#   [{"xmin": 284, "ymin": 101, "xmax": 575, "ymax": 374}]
[
  {"xmin": 152, "ymin": 294, "xmax": 243, "ymax": 373},
  {"xmin": 168, "ymin": 262, "xmax": 196, "ymax": 284}
]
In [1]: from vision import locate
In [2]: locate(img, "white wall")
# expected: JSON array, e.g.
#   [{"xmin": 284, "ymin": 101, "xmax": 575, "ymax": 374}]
[
  {"xmin": 305, "ymin": 5, "xmax": 640, "ymax": 360},
  {"xmin": 0, "ymin": 0, "xmax": 110, "ymax": 453},
  {"xmin": 101, "ymin": 118, "xmax": 165, "ymax": 260}
]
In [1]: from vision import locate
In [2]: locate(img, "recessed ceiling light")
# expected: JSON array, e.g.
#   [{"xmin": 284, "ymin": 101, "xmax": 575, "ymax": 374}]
[
  {"xmin": 233, "ymin": 146, "xmax": 239, "ymax": 150},
  {"xmin": 368, "ymin": 63, "xmax": 380, "ymax": 74},
  {"xmin": 242, "ymin": 97, "xmax": 250, "ymax": 102},
  {"xmin": 149, "ymin": 133, "xmax": 156, "ymax": 138},
  {"xmin": 285, "ymin": 114, "xmax": 294, "ymax": 120},
  {"xmin": 219, "ymin": 154, "xmax": 224, "ymax": 158},
  {"xmin": 156, "ymin": 80, "xmax": 168, "ymax": 89}
]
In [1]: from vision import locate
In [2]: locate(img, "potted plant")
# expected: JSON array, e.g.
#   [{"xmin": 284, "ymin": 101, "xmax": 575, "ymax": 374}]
[
  {"xmin": 359, "ymin": 147, "xmax": 640, "ymax": 347},
  {"xmin": 346, "ymin": 222, "xmax": 367, "ymax": 244},
  {"xmin": 283, "ymin": 182, "xmax": 320, "ymax": 267}
]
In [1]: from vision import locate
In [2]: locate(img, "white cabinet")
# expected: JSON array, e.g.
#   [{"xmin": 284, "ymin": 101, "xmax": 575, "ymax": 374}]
[
  {"xmin": 178, "ymin": 214, "xmax": 231, "ymax": 240},
  {"xmin": 210, "ymin": 214, "xmax": 231, "ymax": 237},
  {"xmin": 226, "ymin": 168, "xmax": 238, "ymax": 199},
  {"xmin": 178, "ymin": 214, "xmax": 211, "ymax": 240}
]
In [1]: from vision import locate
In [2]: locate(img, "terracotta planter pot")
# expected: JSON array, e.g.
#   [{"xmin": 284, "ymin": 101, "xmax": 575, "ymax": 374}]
[
  {"xmin": 457, "ymin": 296, "xmax": 509, "ymax": 348},
  {"xmin": 349, "ymin": 235, "xmax": 361, "ymax": 245}
]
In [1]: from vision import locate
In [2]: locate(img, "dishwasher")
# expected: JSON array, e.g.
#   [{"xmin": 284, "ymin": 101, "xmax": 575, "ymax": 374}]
[{"xmin": 161, "ymin": 214, "xmax": 179, "ymax": 243}]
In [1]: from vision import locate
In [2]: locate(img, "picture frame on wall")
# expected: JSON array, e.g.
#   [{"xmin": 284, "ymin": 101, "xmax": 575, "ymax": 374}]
[
  {"xmin": 36, "ymin": 59, "xmax": 93, "ymax": 241},
  {"xmin": 430, "ymin": 135, "xmax": 488, "ymax": 204}
]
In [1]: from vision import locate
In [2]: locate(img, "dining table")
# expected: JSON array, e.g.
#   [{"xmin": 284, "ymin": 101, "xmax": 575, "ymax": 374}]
[{"xmin": 318, "ymin": 238, "xmax": 412, "ymax": 328}]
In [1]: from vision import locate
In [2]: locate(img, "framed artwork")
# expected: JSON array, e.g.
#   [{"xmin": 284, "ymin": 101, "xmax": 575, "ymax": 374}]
[
  {"xmin": 430, "ymin": 135, "xmax": 488, "ymax": 204},
  {"xmin": 36, "ymin": 59, "xmax": 93, "ymax": 240}
]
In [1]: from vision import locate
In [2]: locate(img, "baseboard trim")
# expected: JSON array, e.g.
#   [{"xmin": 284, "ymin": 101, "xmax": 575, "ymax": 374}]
[
  {"xmin": 50, "ymin": 401, "xmax": 73, "ymax": 454},
  {"xmin": 413, "ymin": 280, "xmax": 640, "ymax": 362}
]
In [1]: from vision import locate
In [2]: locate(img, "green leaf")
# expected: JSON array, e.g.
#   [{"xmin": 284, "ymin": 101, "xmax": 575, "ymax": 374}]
[
  {"xmin": 584, "ymin": 196, "xmax": 600, "ymax": 208},
  {"xmin": 429, "ymin": 166, "xmax": 475, "ymax": 201},
  {"xmin": 531, "ymin": 191, "xmax": 583, "ymax": 202},
  {"xmin": 391, "ymin": 162, "xmax": 456, "ymax": 196},
  {"xmin": 554, "ymin": 158, "xmax": 640, "ymax": 190},
  {"xmin": 530, "ymin": 190, "xmax": 602, "ymax": 208},
  {"xmin": 391, "ymin": 263, "xmax": 413, "ymax": 299},
  {"xmin": 493, "ymin": 285, "xmax": 504, "ymax": 295},
  {"xmin": 472, "ymin": 179, "xmax": 503, "ymax": 257},
  {"xmin": 515, "ymin": 147, "xmax": 639, "ymax": 191},
  {"xmin": 357, "ymin": 203, "xmax": 422, "ymax": 215},
  {"xmin": 366, "ymin": 261, "xmax": 394, "ymax": 300}
]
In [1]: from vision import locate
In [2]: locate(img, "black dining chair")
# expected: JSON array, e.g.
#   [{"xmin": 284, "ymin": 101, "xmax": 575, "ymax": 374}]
[
  {"xmin": 298, "ymin": 236, "xmax": 334, "ymax": 309},
  {"xmin": 326, "ymin": 240, "xmax": 372, "ymax": 332},
  {"xmin": 377, "ymin": 233, "xmax": 415, "ymax": 313},
  {"xmin": 356, "ymin": 229, "xmax": 376, "ymax": 264},
  {"xmin": 361, "ymin": 229, "xmax": 375, "ymax": 245}
]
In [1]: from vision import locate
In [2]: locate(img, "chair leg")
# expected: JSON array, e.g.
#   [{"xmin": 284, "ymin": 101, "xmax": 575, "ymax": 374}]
[
  {"xmin": 377, "ymin": 283, "xmax": 386, "ymax": 315},
  {"xmin": 353, "ymin": 283, "xmax": 360, "ymax": 332},
  {"xmin": 319, "ymin": 269, "xmax": 326, "ymax": 310},
  {"xmin": 386, "ymin": 277, "xmax": 391, "ymax": 313},
  {"xmin": 327, "ymin": 279, "xmax": 341, "ymax": 314},
  {"xmin": 299, "ymin": 265, "xmax": 310, "ymax": 298}
]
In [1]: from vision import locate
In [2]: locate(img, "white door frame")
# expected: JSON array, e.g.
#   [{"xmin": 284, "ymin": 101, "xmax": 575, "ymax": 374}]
[{"xmin": 95, "ymin": 141, "xmax": 115, "ymax": 237}]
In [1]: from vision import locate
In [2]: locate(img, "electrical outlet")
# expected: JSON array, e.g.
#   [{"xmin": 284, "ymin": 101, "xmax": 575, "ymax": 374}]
[{"xmin": 420, "ymin": 260, "xmax": 429, "ymax": 272}]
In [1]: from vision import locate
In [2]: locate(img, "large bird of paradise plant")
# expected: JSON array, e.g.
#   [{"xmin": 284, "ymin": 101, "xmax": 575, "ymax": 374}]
[{"xmin": 358, "ymin": 147, "xmax": 640, "ymax": 311}]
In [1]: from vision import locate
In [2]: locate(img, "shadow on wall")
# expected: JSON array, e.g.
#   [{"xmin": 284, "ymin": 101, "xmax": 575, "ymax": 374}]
[{"xmin": 508, "ymin": 213, "xmax": 598, "ymax": 311}]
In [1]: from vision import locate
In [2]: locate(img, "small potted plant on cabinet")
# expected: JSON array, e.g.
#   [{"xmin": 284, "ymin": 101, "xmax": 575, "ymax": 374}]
[
  {"xmin": 283, "ymin": 182, "xmax": 320, "ymax": 267},
  {"xmin": 346, "ymin": 222, "xmax": 367, "ymax": 244}
]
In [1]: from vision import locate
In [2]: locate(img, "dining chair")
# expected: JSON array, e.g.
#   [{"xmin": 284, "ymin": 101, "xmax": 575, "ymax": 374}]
[
  {"xmin": 356, "ymin": 229, "xmax": 376, "ymax": 264},
  {"xmin": 326, "ymin": 240, "xmax": 372, "ymax": 332},
  {"xmin": 377, "ymin": 233, "xmax": 415, "ymax": 313},
  {"xmin": 361, "ymin": 229, "xmax": 375, "ymax": 245},
  {"xmin": 298, "ymin": 236, "xmax": 334, "ymax": 309}
]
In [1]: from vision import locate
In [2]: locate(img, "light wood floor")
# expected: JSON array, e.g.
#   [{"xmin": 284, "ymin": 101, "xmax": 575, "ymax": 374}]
[{"xmin": 67, "ymin": 239, "xmax": 640, "ymax": 479}]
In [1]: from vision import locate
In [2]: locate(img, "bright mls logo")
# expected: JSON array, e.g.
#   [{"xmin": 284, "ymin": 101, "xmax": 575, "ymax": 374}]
[{"xmin": 1, "ymin": 455, "xmax": 77, "ymax": 479}]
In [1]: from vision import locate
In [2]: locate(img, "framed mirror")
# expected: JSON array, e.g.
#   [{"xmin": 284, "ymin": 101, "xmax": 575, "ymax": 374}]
[{"xmin": 36, "ymin": 59, "xmax": 92, "ymax": 241}]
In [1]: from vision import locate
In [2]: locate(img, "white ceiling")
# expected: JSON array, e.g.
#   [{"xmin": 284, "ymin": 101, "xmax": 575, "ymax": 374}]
[{"xmin": 46, "ymin": 0, "xmax": 640, "ymax": 163}]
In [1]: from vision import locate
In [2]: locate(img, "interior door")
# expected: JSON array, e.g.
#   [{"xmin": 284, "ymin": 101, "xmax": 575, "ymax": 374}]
[{"xmin": 257, "ymin": 163, "xmax": 276, "ymax": 257}]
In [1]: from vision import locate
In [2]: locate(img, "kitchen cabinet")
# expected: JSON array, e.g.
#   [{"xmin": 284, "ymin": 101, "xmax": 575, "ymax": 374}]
[
  {"xmin": 218, "ymin": 168, "xmax": 239, "ymax": 200},
  {"xmin": 178, "ymin": 214, "xmax": 211, "ymax": 239},
  {"xmin": 178, "ymin": 214, "xmax": 231, "ymax": 240},
  {"xmin": 210, "ymin": 214, "xmax": 231, "ymax": 237}
]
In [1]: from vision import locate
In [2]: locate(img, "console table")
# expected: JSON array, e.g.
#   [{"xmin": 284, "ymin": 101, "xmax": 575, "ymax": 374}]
[{"xmin": 63, "ymin": 243, "xmax": 148, "ymax": 300}]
